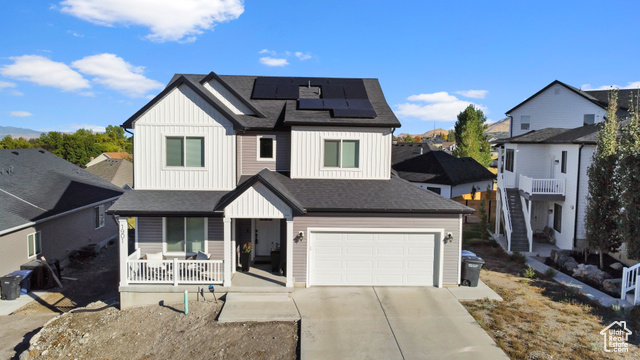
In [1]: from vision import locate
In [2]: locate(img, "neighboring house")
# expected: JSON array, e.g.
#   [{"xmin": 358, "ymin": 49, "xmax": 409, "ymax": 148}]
[
  {"xmin": 86, "ymin": 152, "xmax": 132, "ymax": 167},
  {"xmin": 494, "ymin": 80, "xmax": 635, "ymax": 253},
  {"xmin": 440, "ymin": 141, "xmax": 457, "ymax": 153},
  {"xmin": 108, "ymin": 71, "xmax": 474, "ymax": 308},
  {"xmin": 392, "ymin": 143, "xmax": 495, "ymax": 198},
  {"xmin": 86, "ymin": 158, "xmax": 133, "ymax": 188},
  {"xmin": 0, "ymin": 149, "xmax": 124, "ymax": 277}
]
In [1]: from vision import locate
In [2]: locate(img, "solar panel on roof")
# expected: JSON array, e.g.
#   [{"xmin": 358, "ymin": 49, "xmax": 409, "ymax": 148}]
[
  {"xmin": 344, "ymin": 83, "xmax": 368, "ymax": 99},
  {"xmin": 347, "ymin": 99, "xmax": 374, "ymax": 110},
  {"xmin": 252, "ymin": 83, "xmax": 277, "ymax": 99},
  {"xmin": 275, "ymin": 85, "xmax": 299, "ymax": 99},
  {"xmin": 322, "ymin": 85, "xmax": 345, "ymax": 99},
  {"xmin": 298, "ymin": 98, "xmax": 324, "ymax": 110},
  {"xmin": 323, "ymin": 99, "xmax": 348, "ymax": 109}
]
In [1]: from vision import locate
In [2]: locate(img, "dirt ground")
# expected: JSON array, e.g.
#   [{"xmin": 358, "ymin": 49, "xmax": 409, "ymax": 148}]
[
  {"xmin": 11, "ymin": 244, "xmax": 299, "ymax": 359},
  {"xmin": 462, "ymin": 237, "xmax": 640, "ymax": 359},
  {"xmin": 24, "ymin": 300, "xmax": 298, "ymax": 360}
]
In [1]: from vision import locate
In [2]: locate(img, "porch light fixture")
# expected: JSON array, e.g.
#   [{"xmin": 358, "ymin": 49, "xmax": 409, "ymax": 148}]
[
  {"xmin": 444, "ymin": 233, "xmax": 453, "ymax": 244},
  {"xmin": 298, "ymin": 231, "xmax": 304, "ymax": 238}
]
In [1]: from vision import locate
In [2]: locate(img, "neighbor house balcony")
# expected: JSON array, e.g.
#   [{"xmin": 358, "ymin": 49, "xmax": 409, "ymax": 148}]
[{"xmin": 518, "ymin": 175, "xmax": 565, "ymax": 201}]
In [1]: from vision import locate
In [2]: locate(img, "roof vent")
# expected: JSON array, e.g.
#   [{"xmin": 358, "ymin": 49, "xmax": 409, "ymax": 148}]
[
  {"xmin": 11, "ymin": 151, "xmax": 18, "ymax": 155},
  {"xmin": 8, "ymin": 165, "xmax": 14, "ymax": 174},
  {"xmin": 38, "ymin": 149, "xmax": 45, "ymax": 154}
]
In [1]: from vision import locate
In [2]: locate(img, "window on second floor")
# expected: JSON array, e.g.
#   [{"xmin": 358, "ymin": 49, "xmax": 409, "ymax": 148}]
[
  {"xmin": 95, "ymin": 204, "xmax": 105, "ymax": 229},
  {"xmin": 257, "ymin": 135, "xmax": 276, "ymax": 161},
  {"xmin": 561, "ymin": 151, "xmax": 567, "ymax": 174},
  {"xmin": 505, "ymin": 149, "xmax": 514, "ymax": 172},
  {"xmin": 166, "ymin": 136, "xmax": 204, "ymax": 167},
  {"xmin": 324, "ymin": 139, "xmax": 359, "ymax": 168},
  {"xmin": 426, "ymin": 186, "xmax": 441, "ymax": 195},
  {"xmin": 520, "ymin": 116, "xmax": 530, "ymax": 130},
  {"xmin": 584, "ymin": 114, "xmax": 595, "ymax": 126}
]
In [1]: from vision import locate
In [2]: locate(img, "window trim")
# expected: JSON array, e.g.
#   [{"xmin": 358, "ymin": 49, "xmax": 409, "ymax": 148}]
[
  {"xmin": 520, "ymin": 115, "xmax": 530, "ymax": 130},
  {"xmin": 95, "ymin": 204, "xmax": 105, "ymax": 230},
  {"xmin": 162, "ymin": 217, "xmax": 208, "ymax": 256},
  {"xmin": 163, "ymin": 134, "xmax": 206, "ymax": 169},
  {"xmin": 256, "ymin": 135, "xmax": 276, "ymax": 162},
  {"xmin": 321, "ymin": 138, "xmax": 361, "ymax": 170},
  {"xmin": 505, "ymin": 149, "xmax": 515, "ymax": 172},
  {"xmin": 561, "ymin": 151, "xmax": 567, "ymax": 174},
  {"xmin": 27, "ymin": 231, "xmax": 41, "ymax": 259},
  {"xmin": 553, "ymin": 203, "xmax": 562, "ymax": 233}
]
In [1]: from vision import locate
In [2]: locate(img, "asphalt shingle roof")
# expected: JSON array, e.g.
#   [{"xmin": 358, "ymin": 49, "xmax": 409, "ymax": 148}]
[
  {"xmin": 495, "ymin": 124, "xmax": 600, "ymax": 145},
  {"xmin": 107, "ymin": 190, "xmax": 228, "ymax": 216},
  {"xmin": 86, "ymin": 159, "xmax": 133, "ymax": 188},
  {"xmin": 392, "ymin": 146, "xmax": 496, "ymax": 186},
  {"xmin": 0, "ymin": 149, "xmax": 124, "ymax": 232}
]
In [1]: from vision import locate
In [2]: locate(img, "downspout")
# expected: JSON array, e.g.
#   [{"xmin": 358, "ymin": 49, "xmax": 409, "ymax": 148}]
[
  {"xmin": 507, "ymin": 115, "xmax": 514, "ymax": 137},
  {"xmin": 124, "ymin": 127, "xmax": 134, "ymax": 189},
  {"xmin": 573, "ymin": 144, "xmax": 584, "ymax": 248}
]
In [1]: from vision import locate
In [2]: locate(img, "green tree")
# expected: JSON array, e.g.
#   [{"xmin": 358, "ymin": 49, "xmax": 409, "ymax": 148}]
[
  {"xmin": 402, "ymin": 135, "xmax": 414, "ymax": 143},
  {"xmin": 586, "ymin": 91, "xmax": 622, "ymax": 269},
  {"xmin": 618, "ymin": 92, "xmax": 640, "ymax": 259},
  {"xmin": 0, "ymin": 135, "xmax": 33, "ymax": 149},
  {"xmin": 453, "ymin": 105, "xmax": 492, "ymax": 167}
]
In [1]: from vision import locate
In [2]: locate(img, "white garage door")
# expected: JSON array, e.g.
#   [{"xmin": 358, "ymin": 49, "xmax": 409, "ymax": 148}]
[{"xmin": 309, "ymin": 230, "xmax": 438, "ymax": 286}]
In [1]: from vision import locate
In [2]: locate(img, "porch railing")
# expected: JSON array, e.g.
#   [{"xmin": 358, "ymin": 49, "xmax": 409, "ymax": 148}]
[
  {"xmin": 499, "ymin": 187, "xmax": 513, "ymax": 251},
  {"xmin": 622, "ymin": 263, "xmax": 640, "ymax": 305},
  {"xmin": 127, "ymin": 258, "xmax": 224, "ymax": 285},
  {"xmin": 520, "ymin": 195, "xmax": 533, "ymax": 252},
  {"xmin": 519, "ymin": 175, "xmax": 565, "ymax": 196}
]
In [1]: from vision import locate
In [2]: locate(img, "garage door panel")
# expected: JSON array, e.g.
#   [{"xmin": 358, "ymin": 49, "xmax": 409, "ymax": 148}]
[{"xmin": 310, "ymin": 231, "xmax": 437, "ymax": 286}]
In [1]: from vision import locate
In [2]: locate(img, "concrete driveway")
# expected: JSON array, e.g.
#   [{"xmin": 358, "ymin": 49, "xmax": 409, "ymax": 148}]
[{"xmin": 292, "ymin": 287, "xmax": 508, "ymax": 360}]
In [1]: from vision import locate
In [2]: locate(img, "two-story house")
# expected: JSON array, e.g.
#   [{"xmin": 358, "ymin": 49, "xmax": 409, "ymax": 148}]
[
  {"xmin": 494, "ymin": 80, "xmax": 633, "ymax": 253},
  {"xmin": 108, "ymin": 72, "xmax": 474, "ymax": 308}
]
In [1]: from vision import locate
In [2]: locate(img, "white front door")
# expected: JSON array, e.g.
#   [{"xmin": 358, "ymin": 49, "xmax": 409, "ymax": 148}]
[
  {"xmin": 255, "ymin": 219, "xmax": 280, "ymax": 256},
  {"xmin": 309, "ymin": 230, "xmax": 437, "ymax": 286}
]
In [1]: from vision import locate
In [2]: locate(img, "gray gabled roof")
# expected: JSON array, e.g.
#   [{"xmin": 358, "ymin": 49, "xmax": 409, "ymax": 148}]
[
  {"xmin": 123, "ymin": 72, "xmax": 400, "ymax": 130},
  {"xmin": 86, "ymin": 159, "xmax": 133, "ymax": 188},
  {"xmin": 495, "ymin": 124, "xmax": 600, "ymax": 145},
  {"xmin": 506, "ymin": 80, "xmax": 607, "ymax": 114},
  {"xmin": 0, "ymin": 149, "xmax": 124, "ymax": 233},
  {"xmin": 392, "ymin": 145, "xmax": 496, "ymax": 186},
  {"xmin": 107, "ymin": 190, "xmax": 228, "ymax": 216}
]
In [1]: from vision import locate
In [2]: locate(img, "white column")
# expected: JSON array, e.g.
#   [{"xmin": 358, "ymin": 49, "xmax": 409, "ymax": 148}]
[
  {"xmin": 286, "ymin": 219, "xmax": 294, "ymax": 287},
  {"xmin": 495, "ymin": 193, "xmax": 501, "ymax": 235},
  {"xmin": 231, "ymin": 219, "xmax": 236, "ymax": 274},
  {"xmin": 117, "ymin": 216, "xmax": 128, "ymax": 287},
  {"xmin": 223, "ymin": 218, "xmax": 232, "ymax": 287}
]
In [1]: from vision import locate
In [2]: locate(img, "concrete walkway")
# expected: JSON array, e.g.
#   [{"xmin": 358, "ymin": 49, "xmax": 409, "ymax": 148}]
[
  {"xmin": 526, "ymin": 257, "xmax": 632, "ymax": 308},
  {"xmin": 0, "ymin": 291, "xmax": 49, "ymax": 316},
  {"xmin": 217, "ymin": 293, "xmax": 300, "ymax": 323},
  {"xmin": 448, "ymin": 280, "xmax": 503, "ymax": 301},
  {"xmin": 292, "ymin": 287, "xmax": 508, "ymax": 360}
]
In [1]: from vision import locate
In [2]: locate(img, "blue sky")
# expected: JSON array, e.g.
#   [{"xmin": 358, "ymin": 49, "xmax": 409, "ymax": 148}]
[{"xmin": 1, "ymin": 1, "xmax": 638, "ymax": 135}]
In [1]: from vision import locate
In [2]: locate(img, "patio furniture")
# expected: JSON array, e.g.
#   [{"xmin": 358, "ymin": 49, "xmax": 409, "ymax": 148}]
[{"xmin": 534, "ymin": 226, "xmax": 555, "ymax": 244}]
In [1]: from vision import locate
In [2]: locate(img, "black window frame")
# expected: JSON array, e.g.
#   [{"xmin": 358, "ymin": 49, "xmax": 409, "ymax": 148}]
[
  {"xmin": 520, "ymin": 115, "xmax": 530, "ymax": 130},
  {"xmin": 258, "ymin": 136, "xmax": 275, "ymax": 160},
  {"xmin": 553, "ymin": 203, "xmax": 562, "ymax": 233},
  {"xmin": 505, "ymin": 149, "xmax": 514, "ymax": 172},
  {"xmin": 561, "ymin": 151, "xmax": 567, "ymax": 174}
]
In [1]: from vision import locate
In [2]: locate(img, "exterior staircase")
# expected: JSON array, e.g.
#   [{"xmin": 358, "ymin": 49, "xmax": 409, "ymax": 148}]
[{"xmin": 506, "ymin": 188, "xmax": 530, "ymax": 252}]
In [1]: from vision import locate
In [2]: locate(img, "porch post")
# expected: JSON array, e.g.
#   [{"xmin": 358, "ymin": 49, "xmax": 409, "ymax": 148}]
[
  {"xmin": 117, "ymin": 216, "xmax": 128, "ymax": 287},
  {"xmin": 286, "ymin": 219, "xmax": 294, "ymax": 287},
  {"xmin": 231, "ymin": 219, "xmax": 237, "ymax": 274},
  {"xmin": 223, "ymin": 217, "xmax": 232, "ymax": 287},
  {"xmin": 495, "ymin": 191, "xmax": 501, "ymax": 235}
]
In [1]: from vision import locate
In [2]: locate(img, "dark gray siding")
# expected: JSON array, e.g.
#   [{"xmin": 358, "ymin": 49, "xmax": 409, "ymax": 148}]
[
  {"xmin": 136, "ymin": 217, "xmax": 223, "ymax": 260},
  {"xmin": 0, "ymin": 226, "xmax": 37, "ymax": 276},
  {"xmin": 208, "ymin": 217, "xmax": 223, "ymax": 260},
  {"xmin": 292, "ymin": 213, "xmax": 461, "ymax": 285},
  {"xmin": 239, "ymin": 131, "xmax": 291, "ymax": 176}
]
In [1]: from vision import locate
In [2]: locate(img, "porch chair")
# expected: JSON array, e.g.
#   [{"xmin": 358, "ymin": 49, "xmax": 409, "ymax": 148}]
[
  {"xmin": 533, "ymin": 226, "xmax": 555, "ymax": 244},
  {"xmin": 144, "ymin": 252, "xmax": 168, "ymax": 281}
]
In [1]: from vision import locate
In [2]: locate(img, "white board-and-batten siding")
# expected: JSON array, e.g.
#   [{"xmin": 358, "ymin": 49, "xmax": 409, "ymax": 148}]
[
  {"xmin": 509, "ymin": 83, "xmax": 605, "ymax": 137},
  {"xmin": 290, "ymin": 126, "xmax": 392, "ymax": 180},
  {"xmin": 224, "ymin": 183, "xmax": 292, "ymax": 219},
  {"xmin": 136, "ymin": 217, "xmax": 224, "ymax": 260},
  {"xmin": 133, "ymin": 84, "xmax": 236, "ymax": 190},
  {"xmin": 291, "ymin": 214, "xmax": 462, "ymax": 285}
]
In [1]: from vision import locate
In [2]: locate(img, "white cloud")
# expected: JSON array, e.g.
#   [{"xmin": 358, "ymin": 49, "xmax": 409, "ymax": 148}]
[
  {"xmin": 455, "ymin": 89, "xmax": 488, "ymax": 99},
  {"xmin": 59, "ymin": 0, "xmax": 244, "ymax": 43},
  {"xmin": 396, "ymin": 91, "xmax": 488, "ymax": 122},
  {"xmin": 9, "ymin": 111, "xmax": 32, "ymax": 117},
  {"xmin": 11, "ymin": 90, "xmax": 24, "ymax": 96},
  {"xmin": 68, "ymin": 30, "xmax": 84, "ymax": 37},
  {"xmin": 295, "ymin": 52, "xmax": 312, "ymax": 61},
  {"xmin": 407, "ymin": 92, "xmax": 458, "ymax": 103},
  {"xmin": 71, "ymin": 53, "xmax": 164, "ymax": 98},
  {"xmin": 0, "ymin": 55, "xmax": 90, "ymax": 91},
  {"xmin": 259, "ymin": 57, "xmax": 289, "ymax": 67},
  {"xmin": 259, "ymin": 49, "xmax": 275, "ymax": 55},
  {"xmin": 0, "ymin": 81, "xmax": 17, "ymax": 89}
]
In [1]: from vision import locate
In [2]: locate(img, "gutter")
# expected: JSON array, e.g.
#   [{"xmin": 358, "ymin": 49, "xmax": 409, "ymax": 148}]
[
  {"xmin": 0, "ymin": 195, "xmax": 122, "ymax": 237},
  {"xmin": 573, "ymin": 144, "xmax": 584, "ymax": 248},
  {"xmin": 507, "ymin": 115, "xmax": 514, "ymax": 137},
  {"xmin": 125, "ymin": 127, "xmax": 134, "ymax": 188}
]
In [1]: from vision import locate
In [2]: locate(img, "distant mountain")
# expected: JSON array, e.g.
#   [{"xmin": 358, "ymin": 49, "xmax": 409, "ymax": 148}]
[
  {"xmin": 0, "ymin": 126, "xmax": 42, "ymax": 139},
  {"xmin": 397, "ymin": 128, "xmax": 449, "ymax": 140},
  {"xmin": 486, "ymin": 118, "xmax": 510, "ymax": 137}
]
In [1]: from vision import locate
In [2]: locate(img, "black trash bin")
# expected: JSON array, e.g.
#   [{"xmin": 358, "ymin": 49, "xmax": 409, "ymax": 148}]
[
  {"xmin": 0, "ymin": 274, "xmax": 23, "ymax": 300},
  {"xmin": 461, "ymin": 256, "xmax": 485, "ymax": 287},
  {"xmin": 9, "ymin": 270, "xmax": 33, "ymax": 295}
]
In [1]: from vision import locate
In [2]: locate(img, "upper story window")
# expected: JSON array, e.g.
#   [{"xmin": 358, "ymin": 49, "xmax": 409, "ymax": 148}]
[
  {"xmin": 520, "ymin": 116, "xmax": 530, "ymax": 130},
  {"xmin": 324, "ymin": 139, "xmax": 360, "ymax": 168},
  {"xmin": 561, "ymin": 151, "xmax": 567, "ymax": 174},
  {"xmin": 584, "ymin": 114, "xmax": 595, "ymax": 126},
  {"xmin": 27, "ymin": 231, "xmax": 41, "ymax": 258},
  {"xmin": 166, "ymin": 136, "xmax": 204, "ymax": 167},
  {"xmin": 505, "ymin": 149, "xmax": 514, "ymax": 172},
  {"xmin": 95, "ymin": 204, "xmax": 105, "ymax": 229},
  {"xmin": 257, "ymin": 135, "xmax": 276, "ymax": 161}
]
